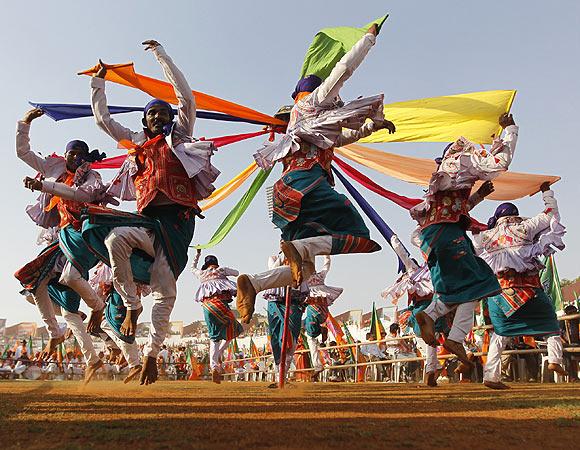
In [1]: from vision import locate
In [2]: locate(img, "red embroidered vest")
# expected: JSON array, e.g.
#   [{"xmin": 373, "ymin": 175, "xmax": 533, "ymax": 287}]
[
  {"xmin": 45, "ymin": 172, "xmax": 85, "ymax": 230},
  {"xmin": 419, "ymin": 189, "xmax": 471, "ymax": 229},
  {"xmin": 282, "ymin": 142, "xmax": 334, "ymax": 184},
  {"xmin": 497, "ymin": 269, "xmax": 542, "ymax": 289},
  {"xmin": 134, "ymin": 135, "xmax": 198, "ymax": 212}
]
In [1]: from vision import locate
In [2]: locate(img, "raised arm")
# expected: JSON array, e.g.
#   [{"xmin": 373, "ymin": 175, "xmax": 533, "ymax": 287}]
[
  {"xmin": 222, "ymin": 267, "xmax": 240, "ymax": 277},
  {"xmin": 467, "ymin": 181, "xmax": 495, "ymax": 211},
  {"xmin": 336, "ymin": 119, "xmax": 396, "ymax": 147},
  {"xmin": 314, "ymin": 28, "xmax": 377, "ymax": 107},
  {"xmin": 520, "ymin": 185, "xmax": 560, "ymax": 237},
  {"xmin": 191, "ymin": 249, "xmax": 203, "ymax": 278},
  {"xmin": 38, "ymin": 171, "xmax": 105, "ymax": 203},
  {"xmin": 16, "ymin": 109, "xmax": 52, "ymax": 174},
  {"xmin": 91, "ymin": 65, "xmax": 143, "ymax": 143},
  {"xmin": 471, "ymin": 115, "xmax": 519, "ymax": 177},
  {"xmin": 391, "ymin": 234, "xmax": 418, "ymax": 273},
  {"xmin": 145, "ymin": 41, "xmax": 196, "ymax": 137}
]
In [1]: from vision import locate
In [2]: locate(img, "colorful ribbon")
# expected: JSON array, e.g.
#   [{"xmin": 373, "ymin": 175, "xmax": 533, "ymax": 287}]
[
  {"xmin": 194, "ymin": 168, "xmax": 272, "ymax": 249},
  {"xmin": 29, "ymin": 102, "xmax": 271, "ymax": 126},
  {"xmin": 200, "ymin": 162, "xmax": 258, "ymax": 211},
  {"xmin": 79, "ymin": 63, "xmax": 285, "ymax": 126}
]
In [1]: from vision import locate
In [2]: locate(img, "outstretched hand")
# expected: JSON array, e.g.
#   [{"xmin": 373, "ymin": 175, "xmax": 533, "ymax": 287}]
[
  {"xmin": 94, "ymin": 59, "xmax": 107, "ymax": 79},
  {"xmin": 367, "ymin": 23, "xmax": 379, "ymax": 36},
  {"xmin": 477, "ymin": 180, "xmax": 495, "ymax": 198},
  {"xmin": 142, "ymin": 40, "xmax": 161, "ymax": 51},
  {"xmin": 499, "ymin": 113, "xmax": 516, "ymax": 128},
  {"xmin": 23, "ymin": 176, "xmax": 42, "ymax": 192},
  {"xmin": 22, "ymin": 108, "xmax": 44, "ymax": 124},
  {"xmin": 540, "ymin": 181, "xmax": 551, "ymax": 192},
  {"xmin": 375, "ymin": 119, "xmax": 396, "ymax": 134}
]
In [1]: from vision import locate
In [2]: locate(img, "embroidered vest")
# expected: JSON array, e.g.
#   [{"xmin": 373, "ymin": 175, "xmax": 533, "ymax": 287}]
[
  {"xmin": 45, "ymin": 172, "xmax": 84, "ymax": 229},
  {"xmin": 419, "ymin": 189, "xmax": 471, "ymax": 229},
  {"xmin": 282, "ymin": 142, "xmax": 334, "ymax": 184},
  {"xmin": 134, "ymin": 135, "xmax": 198, "ymax": 212},
  {"xmin": 497, "ymin": 269, "xmax": 542, "ymax": 289}
]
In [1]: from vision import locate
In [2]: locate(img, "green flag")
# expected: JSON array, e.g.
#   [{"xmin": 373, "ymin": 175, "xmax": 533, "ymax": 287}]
[
  {"xmin": 194, "ymin": 169, "xmax": 272, "ymax": 249},
  {"xmin": 540, "ymin": 255, "xmax": 564, "ymax": 312},
  {"xmin": 1, "ymin": 344, "xmax": 9, "ymax": 358},
  {"xmin": 300, "ymin": 14, "xmax": 388, "ymax": 81},
  {"xmin": 28, "ymin": 335, "xmax": 33, "ymax": 355},
  {"xmin": 370, "ymin": 302, "xmax": 386, "ymax": 340}
]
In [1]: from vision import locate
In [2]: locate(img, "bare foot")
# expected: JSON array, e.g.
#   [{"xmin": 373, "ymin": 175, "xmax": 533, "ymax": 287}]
[
  {"xmin": 139, "ymin": 356, "xmax": 158, "ymax": 386},
  {"xmin": 87, "ymin": 309, "xmax": 103, "ymax": 334},
  {"xmin": 311, "ymin": 368, "xmax": 324, "ymax": 382},
  {"xmin": 281, "ymin": 241, "xmax": 303, "ymax": 288},
  {"xmin": 415, "ymin": 311, "xmax": 436, "ymax": 346},
  {"xmin": 548, "ymin": 363, "xmax": 568, "ymax": 376},
  {"xmin": 484, "ymin": 380, "xmax": 510, "ymax": 390},
  {"xmin": 84, "ymin": 359, "xmax": 104, "ymax": 385},
  {"xmin": 211, "ymin": 368, "xmax": 222, "ymax": 384},
  {"xmin": 454, "ymin": 353, "xmax": 476, "ymax": 374},
  {"xmin": 120, "ymin": 307, "xmax": 143, "ymax": 337},
  {"xmin": 123, "ymin": 365, "xmax": 142, "ymax": 384},
  {"xmin": 42, "ymin": 335, "xmax": 65, "ymax": 359},
  {"xmin": 443, "ymin": 339, "xmax": 473, "ymax": 368},
  {"xmin": 236, "ymin": 275, "xmax": 256, "ymax": 324},
  {"xmin": 267, "ymin": 382, "xmax": 278, "ymax": 389}
]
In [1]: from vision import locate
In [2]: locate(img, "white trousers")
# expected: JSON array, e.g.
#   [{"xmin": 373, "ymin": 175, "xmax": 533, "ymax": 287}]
[
  {"xmin": 306, "ymin": 335, "xmax": 323, "ymax": 371},
  {"xmin": 101, "ymin": 320, "xmax": 141, "ymax": 368},
  {"xmin": 290, "ymin": 236, "xmax": 333, "ymax": 265},
  {"xmin": 424, "ymin": 297, "xmax": 476, "ymax": 343},
  {"xmin": 59, "ymin": 262, "xmax": 105, "ymax": 311},
  {"xmin": 209, "ymin": 339, "xmax": 230, "ymax": 370},
  {"xmin": 61, "ymin": 309, "xmax": 100, "ymax": 366},
  {"xmin": 417, "ymin": 338, "xmax": 442, "ymax": 374},
  {"xmin": 104, "ymin": 226, "xmax": 177, "ymax": 358},
  {"xmin": 483, "ymin": 333, "xmax": 564, "ymax": 382},
  {"xmin": 33, "ymin": 277, "xmax": 61, "ymax": 339}
]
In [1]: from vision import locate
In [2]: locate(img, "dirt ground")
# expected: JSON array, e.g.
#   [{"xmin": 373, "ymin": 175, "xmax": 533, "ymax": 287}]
[{"xmin": 0, "ymin": 381, "xmax": 578, "ymax": 449}]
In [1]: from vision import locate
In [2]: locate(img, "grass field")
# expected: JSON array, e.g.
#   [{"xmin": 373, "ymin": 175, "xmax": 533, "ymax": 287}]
[{"xmin": 0, "ymin": 381, "xmax": 579, "ymax": 449}]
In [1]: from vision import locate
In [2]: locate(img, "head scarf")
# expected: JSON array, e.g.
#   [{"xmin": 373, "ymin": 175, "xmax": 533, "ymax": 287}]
[
  {"xmin": 291, "ymin": 74, "xmax": 322, "ymax": 100},
  {"xmin": 65, "ymin": 140, "xmax": 105, "ymax": 163},
  {"xmin": 201, "ymin": 255, "xmax": 219, "ymax": 270},
  {"xmin": 487, "ymin": 202, "xmax": 519, "ymax": 229},
  {"xmin": 143, "ymin": 99, "xmax": 175, "ymax": 120}
]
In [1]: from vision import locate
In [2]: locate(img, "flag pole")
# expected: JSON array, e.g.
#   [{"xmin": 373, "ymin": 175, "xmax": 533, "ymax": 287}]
[{"xmin": 278, "ymin": 286, "xmax": 292, "ymax": 389}]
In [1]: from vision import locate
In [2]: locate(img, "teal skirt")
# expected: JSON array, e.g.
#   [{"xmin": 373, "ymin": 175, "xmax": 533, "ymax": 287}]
[
  {"xmin": 304, "ymin": 304, "xmax": 328, "ymax": 338},
  {"xmin": 59, "ymin": 225, "xmax": 99, "ymax": 277},
  {"xmin": 488, "ymin": 288, "xmax": 560, "ymax": 337},
  {"xmin": 268, "ymin": 300, "xmax": 305, "ymax": 365},
  {"xmin": 81, "ymin": 204, "xmax": 195, "ymax": 282},
  {"xmin": 274, "ymin": 164, "xmax": 381, "ymax": 255},
  {"xmin": 104, "ymin": 289, "xmax": 135, "ymax": 344},
  {"xmin": 202, "ymin": 298, "xmax": 243, "ymax": 342},
  {"xmin": 420, "ymin": 222, "xmax": 500, "ymax": 304}
]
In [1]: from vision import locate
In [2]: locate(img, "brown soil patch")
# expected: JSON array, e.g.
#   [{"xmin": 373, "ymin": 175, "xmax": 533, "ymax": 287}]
[{"xmin": 0, "ymin": 381, "xmax": 579, "ymax": 449}]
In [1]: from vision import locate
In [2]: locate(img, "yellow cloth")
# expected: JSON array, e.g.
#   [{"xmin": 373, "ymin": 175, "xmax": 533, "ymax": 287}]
[
  {"xmin": 200, "ymin": 162, "xmax": 258, "ymax": 211},
  {"xmin": 336, "ymin": 144, "xmax": 560, "ymax": 201},
  {"xmin": 361, "ymin": 90, "xmax": 516, "ymax": 145}
]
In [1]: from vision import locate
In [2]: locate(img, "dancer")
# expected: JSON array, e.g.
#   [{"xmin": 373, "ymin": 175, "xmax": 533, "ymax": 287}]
[
  {"xmin": 473, "ymin": 182, "xmax": 566, "ymax": 389},
  {"xmin": 15, "ymin": 108, "xmax": 111, "ymax": 382},
  {"xmin": 411, "ymin": 114, "xmax": 518, "ymax": 369},
  {"xmin": 85, "ymin": 40, "xmax": 218, "ymax": 385},
  {"xmin": 192, "ymin": 250, "xmax": 242, "ymax": 384},
  {"xmin": 237, "ymin": 24, "xmax": 395, "ymax": 322},
  {"xmin": 261, "ymin": 253, "xmax": 308, "ymax": 387},
  {"xmin": 381, "ymin": 235, "xmax": 443, "ymax": 386},
  {"xmin": 304, "ymin": 256, "xmax": 343, "ymax": 380}
]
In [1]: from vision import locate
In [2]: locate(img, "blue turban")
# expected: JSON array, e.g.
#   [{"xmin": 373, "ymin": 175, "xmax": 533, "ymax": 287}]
[
  {"xmin": 487, "ymin": 202, "xmax": 519, "ymax": 229},
  {"xmin": 65, "ymin": 140, "xmax": 105, "ymax": 163},
  {"xmin": 292, "ymin": 75, "xmax": 322, "ymax": 100},
  {"xmin": 143, "ymin": 99, "xmax": 175, "ymax": 120},
  {"xmin": 434, "ymin": 143, "xmax": 453, "ymax": 165},
  {"xmin": 201, "ymin": 255, "xmax": 219, "ymax": 271}
]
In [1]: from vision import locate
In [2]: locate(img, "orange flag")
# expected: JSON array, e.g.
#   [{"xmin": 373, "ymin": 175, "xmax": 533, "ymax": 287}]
[{"xmin": 79, "ymin": 63, "xmax": 285, "ymax": 126}]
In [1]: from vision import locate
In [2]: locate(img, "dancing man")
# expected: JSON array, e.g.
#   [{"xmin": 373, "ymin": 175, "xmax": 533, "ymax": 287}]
[
  {"xmin": 413, "ymin": 114, "xmax": 519, "ymax": 368},
  {"xmin": 474, "ymin": 182, "xmax": 566, "ymax": 389},
  {"xmin": 192, "ymin": 250, "xmax": 242, "ymax": 384},
  {"xmin": 237, "ymin": 24, "xmax": 395, "ymax": 322},
  {"xmin": 15, "ymin": 107, "xmax": 111, "ymax": 382},
  {"xmin": 85, "ymin": 40, "xmax": 219, "ymax": 385}
]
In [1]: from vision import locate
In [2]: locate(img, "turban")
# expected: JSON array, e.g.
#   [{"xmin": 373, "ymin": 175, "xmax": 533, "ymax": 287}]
[
  {"xmin": 487, "ymin": 202, "xmax": 519, "ymax": 229},
  {"xmin": 65, "ymin": 140, "xmax": 105, "ymax": 163},
  {"xmin": 291, "ymin": 75, "xmax": 322, "ymax": 100},
  {"xmin": 144, "ymin": 99, "xmax": 175, "ymax": 120},
  {"xmin": 201, "ymin": 255, "xmax": 219, "ymax": 271}
]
